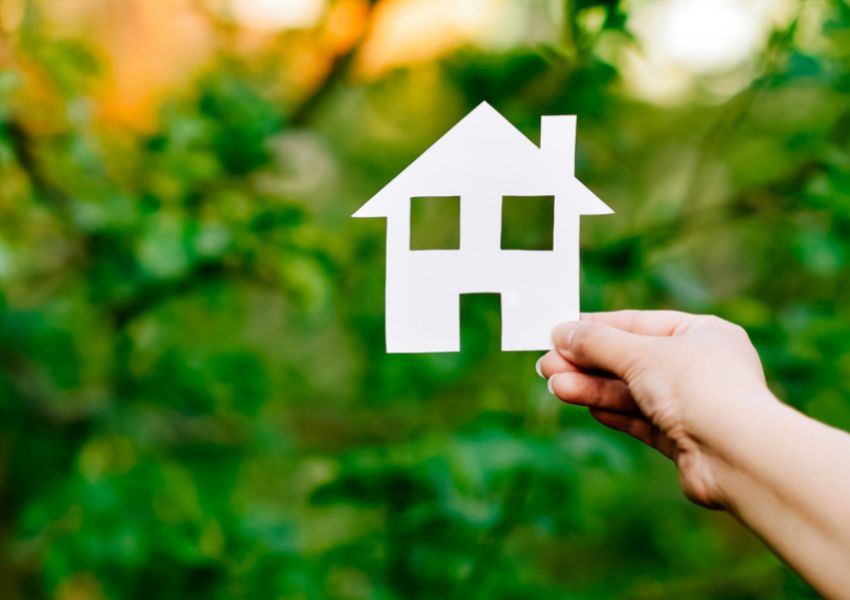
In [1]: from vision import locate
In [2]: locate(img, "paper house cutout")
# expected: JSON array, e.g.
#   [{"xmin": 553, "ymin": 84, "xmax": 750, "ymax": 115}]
[{"xmin": 353, "ymin": 101, "xmax": 612, "ymax": 353}]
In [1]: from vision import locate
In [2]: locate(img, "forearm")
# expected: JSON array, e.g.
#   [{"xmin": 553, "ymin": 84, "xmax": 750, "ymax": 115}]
[
  {"xmin": 703, "ymin": 393, "xmax": 850, "ymax": 597},
  {"xmin": 548, "ymin": 312, "xmax": 850, "ymax": 592}
]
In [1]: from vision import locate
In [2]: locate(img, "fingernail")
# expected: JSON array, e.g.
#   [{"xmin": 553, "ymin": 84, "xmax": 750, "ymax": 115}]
[
  {"xmin": 547, "ymin": 373, "xmax": 558, "ymax": 395},
  {"xmin": 535, "ymin": 357, "xmax": 544, "ymax": 379},
  {"xmin": 552, "ymin": 321, "xmax": 579, "ymax": 349}
]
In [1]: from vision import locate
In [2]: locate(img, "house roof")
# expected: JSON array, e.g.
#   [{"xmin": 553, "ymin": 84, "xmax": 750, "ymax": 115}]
[{"xmin": 353, "ymin": 101, "xmax": 612, "ymax": 218}]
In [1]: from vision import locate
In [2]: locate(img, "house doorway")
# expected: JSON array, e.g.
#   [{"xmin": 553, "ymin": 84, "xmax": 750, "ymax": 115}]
[{"xmin": 459, "ymin": 293, "xmax": 502, "ymax": 358}]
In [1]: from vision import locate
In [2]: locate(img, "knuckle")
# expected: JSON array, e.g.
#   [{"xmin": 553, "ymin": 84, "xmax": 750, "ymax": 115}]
[
  {"xmin": 560, "ymin": 373, "xmax": 582, "ymax": 395},
  {"xmin": 698, "ymin": 314, "xmax": 727, "ymax": 329},
  {"xmin": 594, "ymin": 378, "xmax": 620, "ymax": 407},
  {"xmin": 620, "ymin": 337, "xmax": 671, "ymax": 384},
  {"xmin": 727, "ymin": 323, "xmax": 751, "ymax": 342},
  {"xmin": 697, "ymin": 315, "xmax": 751, "ymax": 341},
  {"xmin": 570, "ymin": 323, "xmax": 592, "ymax": 354},
  {"xmin": 539, "ymin": 354, "xmax": 559, "ymax": 377},
  {"xmin": 621, "ymin": 354, "xmax": 649, "ymax": 383}
]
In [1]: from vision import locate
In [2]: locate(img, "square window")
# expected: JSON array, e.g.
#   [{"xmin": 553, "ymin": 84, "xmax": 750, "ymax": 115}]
[
  {"xmin": 501, "ymin": 195, "xmax": 555, "ymax": 250},
  {"xmin": 410, "ymin": 196, "xmax": 460, "ymax": 250}
]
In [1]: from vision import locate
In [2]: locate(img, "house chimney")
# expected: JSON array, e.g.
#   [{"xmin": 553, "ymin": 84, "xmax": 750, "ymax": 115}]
[{"xmin": 540, "ymin": 115, "xmax": 576, "ymax": 177}]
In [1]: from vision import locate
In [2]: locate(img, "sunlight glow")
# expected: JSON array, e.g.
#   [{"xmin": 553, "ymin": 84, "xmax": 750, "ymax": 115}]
[
  {"xmin": 230, "ymin": 0, "xmax": 327, "ymax": 31},
  {"xmin": 625, "ymin": 0, "xmax": 793, "ymax": 102},
  {"xmin": 356, "ymin": 0, "xmax": 548, "ymax": 78},
  {"xmin": 358, "ymin": 0, "xmax": 501, "ymax": 76},
  {"xmin": 641, "ymin": 0, "xmax": 775, "ymax": 73}
]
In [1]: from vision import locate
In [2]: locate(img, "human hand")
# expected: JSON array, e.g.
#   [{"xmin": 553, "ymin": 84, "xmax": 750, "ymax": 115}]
[{"xmin": 538, "ymin": 310, "xmax": 778, "ymax": 508}]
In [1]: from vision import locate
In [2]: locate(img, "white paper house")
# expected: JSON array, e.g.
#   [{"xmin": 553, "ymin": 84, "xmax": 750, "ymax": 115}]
[{"xmin": 353, "ymin": 101, "xmax": 612, "ymax": 353}]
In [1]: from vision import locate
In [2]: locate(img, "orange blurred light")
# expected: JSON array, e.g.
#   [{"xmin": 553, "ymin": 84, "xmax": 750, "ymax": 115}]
[
  {"xmin": 356, "ymin": 0, "xmax": 500, "ymax": 79},
  {"xmin": 0, "ymin": 0, "xmax": 25, "ymax": 33},
  {"xmin": 95, "ymin": 0, "xmax": 213, "ymax": 129},
  {"xmin": 285, "ymin": 34, "xmax": 336, "ymax": 98},
  {"xmin": 322, "ymin": 0, "xmax": 370, "ymax": 54}
]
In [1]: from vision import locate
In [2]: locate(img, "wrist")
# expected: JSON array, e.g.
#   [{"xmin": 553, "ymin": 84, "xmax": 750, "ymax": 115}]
[
  {"xmin": 685, "ymin": 383, "xmax": 781, "ymax": 452},
  {"xmin": 688, "ymin": 386, "xmax": 786, "ymax": 509}
]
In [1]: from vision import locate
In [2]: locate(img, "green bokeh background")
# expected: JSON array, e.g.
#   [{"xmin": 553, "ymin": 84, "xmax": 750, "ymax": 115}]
[{"xmin": 1, "ymin": 0, "xmax": 848, "ymax": 597}]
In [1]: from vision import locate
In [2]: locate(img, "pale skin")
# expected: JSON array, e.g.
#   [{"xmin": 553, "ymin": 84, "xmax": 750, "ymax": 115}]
[{"xmin": 538, "ymin": 311, "xmax": 850, "ymax": 598}]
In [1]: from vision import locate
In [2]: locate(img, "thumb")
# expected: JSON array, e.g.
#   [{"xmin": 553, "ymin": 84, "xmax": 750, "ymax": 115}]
[{"xmin": 552, "ymin": 320, "xmax": 649, "ymax": 379}]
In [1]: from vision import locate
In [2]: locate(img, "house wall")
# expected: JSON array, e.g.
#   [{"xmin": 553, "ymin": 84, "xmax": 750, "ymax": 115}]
[
  {"xmin": 384, "ymin": 206, "xmax": 580, "ymax": 352},
  {"xmin": 459, "ymin": 190, "xmax": 500, "ymax": 251}
]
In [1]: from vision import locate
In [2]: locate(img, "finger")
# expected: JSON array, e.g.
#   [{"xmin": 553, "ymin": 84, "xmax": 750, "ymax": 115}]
[
  {"xmin": 548, "ymin": 371, "xmax": 639, "ymax": 415},
  {"xmin": 536, "ymin": 350, "xmax": 581, "ymax": 379},
  {"xmin": 537, "ymin": 350, "xmax": 613, "ymax": 380},
  {"xmin": 588, "ymin": 408, "xmax": 675, "ymax": 459},
  {"xmin": 552, "ymin": 320, "xmax": 650, "ymax": 379},
  {"xmin": 581, "ymin": 310, "xmax": 695, "ymax": 337}
]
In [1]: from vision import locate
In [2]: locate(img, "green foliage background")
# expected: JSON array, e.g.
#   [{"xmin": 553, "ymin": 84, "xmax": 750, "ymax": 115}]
[{"xmin": 1, "ymin": 0, "xmax": 848, "ymax": 597}]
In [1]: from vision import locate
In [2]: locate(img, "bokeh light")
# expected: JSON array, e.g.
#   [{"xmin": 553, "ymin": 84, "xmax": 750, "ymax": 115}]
[
  {"xmin": 229, "ymin": 0, "xmax": 328, "ymax": 30},
  {"xmin": 625, "ymin": 0, "xmax": 794, "ymax": 102}
]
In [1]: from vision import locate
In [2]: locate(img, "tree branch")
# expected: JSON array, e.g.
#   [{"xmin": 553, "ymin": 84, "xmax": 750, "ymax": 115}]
[
  {"xmin": 289, "ymin": 0, "xmax": 384, "ymax": 126},
  {"xmin": 3, "ymin": 119, "xmax": 70, "ymax": 211}
]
